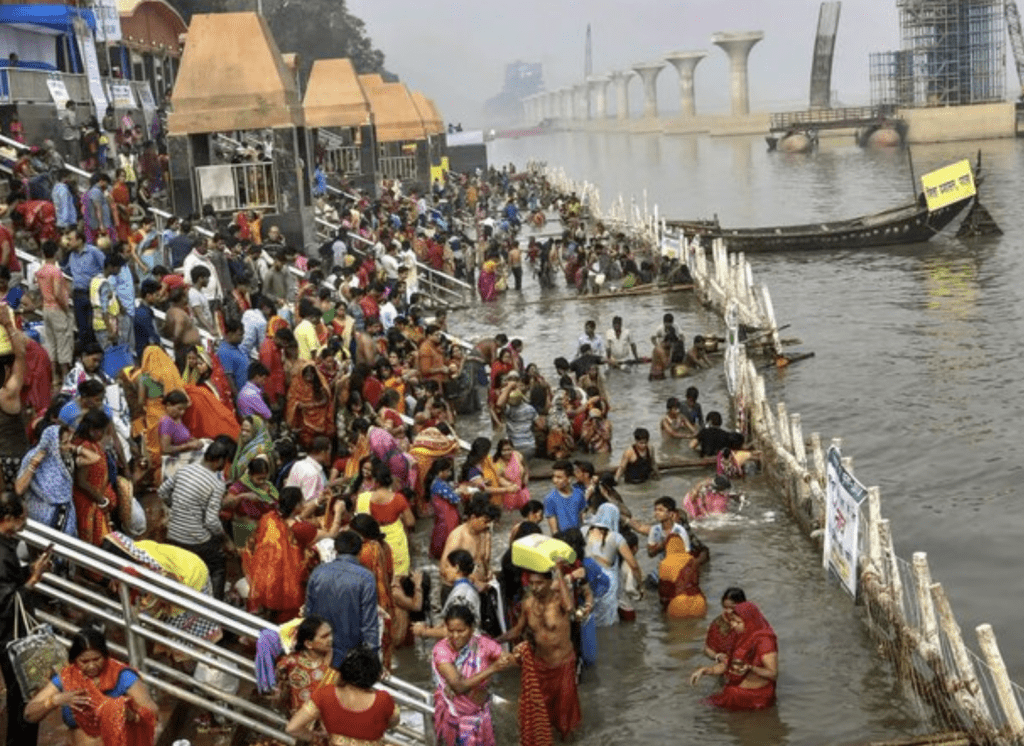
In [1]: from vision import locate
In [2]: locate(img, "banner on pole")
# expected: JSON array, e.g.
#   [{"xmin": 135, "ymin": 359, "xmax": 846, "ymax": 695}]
[{"xmin": 823, "ymin": 446, "xmax": 867, "ymax": 598}]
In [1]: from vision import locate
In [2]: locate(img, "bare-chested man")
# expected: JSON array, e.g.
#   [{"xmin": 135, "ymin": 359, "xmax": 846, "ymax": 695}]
[
  {"xmin": 472, "ymin": 333, "xmax": 508, "ymax": 367},
  {"xmin": 500, "ymin": 565, "xmax": 583, "ymax": 743},
  {"xmin": 439, "ymin": 496, "xmax": 499, "ymax": 601}
]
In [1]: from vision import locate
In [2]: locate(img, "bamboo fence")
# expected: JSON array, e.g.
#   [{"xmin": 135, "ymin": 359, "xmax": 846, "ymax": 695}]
[{"xmin": 537, "ymin": 163, "xmax": 1024, "ymax": 746}]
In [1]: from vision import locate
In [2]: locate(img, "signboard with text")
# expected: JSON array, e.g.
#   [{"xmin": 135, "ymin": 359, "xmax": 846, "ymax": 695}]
[
  {"xmin": 73, "ymin": 18, "xmax": 109, "ymax": 114},
  {"xmin": 92, "ymin": 0, "xmax": 122, "ymax": 42},
  {"xmin": 823, "ymin": 446, "xmax": 867, "ymax": 598},
  {"xmin": 921, "ymin": 159, "xmax": 975, "ymax": 212},
  {"xmin": 46, "ymin": 77, "xmax": 70, "ymax": 110},
  {"xmin": 108, "ymin": 81, "xmax": 136, "ymax": 109}
]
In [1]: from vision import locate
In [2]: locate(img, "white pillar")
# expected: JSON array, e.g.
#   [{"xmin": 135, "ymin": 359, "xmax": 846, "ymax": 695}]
[
  {"xmin": 711, "ymin": 31, "xmax": 764, "ymax": 116},
  {"xmin": 588, "ymin": 76, "xmax": 610, "ymax": 118},
  {"xmin": 664, "ymin": 51, "xmax": 707, "ymax": 117},
  {"xmin": 608, "ymin": 70, "xmax": 633, "ymax": 120},
  {"xmin": 631, "ymin": 62, "xmax": 665, "ymax": 118}
]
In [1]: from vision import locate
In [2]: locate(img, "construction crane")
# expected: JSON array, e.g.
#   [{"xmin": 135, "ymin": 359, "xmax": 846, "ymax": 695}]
[{"xmin": 1006, "ymin": 0, "xmax": 1024, "ymax": 99}]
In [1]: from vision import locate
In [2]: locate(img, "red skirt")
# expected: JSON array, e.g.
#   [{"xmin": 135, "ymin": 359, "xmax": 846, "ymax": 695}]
[{"xmin": 709, "ymin": 682, "xmax": 776, "ymax": 710}]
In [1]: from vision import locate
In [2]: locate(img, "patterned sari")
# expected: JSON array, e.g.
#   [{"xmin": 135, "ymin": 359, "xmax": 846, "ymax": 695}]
[
  {"xmin": 408, "ymin": 428, "xmax": 460, "ymax": 515},
  {"xmin": 275, "ymin": 650, "xmax": 338, "ymax": 716},
  {"xmin": 57, "ymin": 657, "xmax": 155, "ymax": 746},
  {"xmin": 286, "ymin": 363, "xmax": 336, "ymax": 449},
  {"xmin": 226, "ymin": 459, "xmax": 279, "ymax": 547},
  {"xmin": 432, "ymin": 634, "xmax": 503, "ymax": 746},
  {"xmin": 71, "ymin": 438, "xmax": 116, "ymax": 547},
  {"xmin": 495, "ymin": 452, "xmax": 530, "ymax": 511},
  {"xmin": 19, "ymin": 425, "xmax": 76, "ymax": 537},
  {"xmin": 229, "ymin": 415, "xmax": 273, "ymax": 482},
  {"xmin": 243, "ymin": 512, "xmax": 318, "ymax": 622},
  {"xmin": 132, "ymin": 347, "xmax": 186, "ymax": 476}
]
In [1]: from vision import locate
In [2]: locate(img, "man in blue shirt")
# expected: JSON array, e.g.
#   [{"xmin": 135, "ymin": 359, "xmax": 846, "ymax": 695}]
[
  {"xmin": 64, "ymin": 227, "xmax": 105, "ymax": 346},
  {"xmin": 544, "ymin": 459, "xmax": 587, "ymax": 534},
  {"xmin": 305, "ymin": 531, "xmax": 379, "ymax": 668},
  {"xmin": 51, "ymin": 169, "xmax": 77, "ymax": 230},
  {"xmin": 134, "ymin": 280, "xmax": 163, "ymax": 360},
  {"xmin": 216, "ymin": 319, "xmax": 248, "ymax": 398}
]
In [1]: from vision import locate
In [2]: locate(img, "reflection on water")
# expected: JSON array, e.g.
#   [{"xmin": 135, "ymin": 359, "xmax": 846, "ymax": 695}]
[{"xmin": 447, "ymin": 130, "xmax": 1024, "ymax": 740}]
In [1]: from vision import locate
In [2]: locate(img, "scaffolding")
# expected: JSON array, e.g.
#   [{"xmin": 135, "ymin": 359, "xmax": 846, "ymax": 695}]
[{"xmin": 871, "ymin": 0, "xmax": 1006, "ymax": 107}]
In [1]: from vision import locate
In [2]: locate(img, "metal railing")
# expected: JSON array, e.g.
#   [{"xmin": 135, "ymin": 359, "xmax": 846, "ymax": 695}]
[
  {"xmin": 312, "ymin": 215, "xmax": 471, "ymax": 306},
  {"xmin": 769, "ymin": 104, "xmax": 899, "ymax": 131},
  {"xmin": 323, "ymin": 145, "xmax": 362, "ymax": 177},
  {"xmin": 17, "ymin": 520, "xmax": 435, "ymax": 746},
  {"xmin": 379, "ymin": 155, "xmax": 418, "ymax": 182},
  {"xmin": 196, "ymin": 162, "xmax": 277, "ymax": 213}
]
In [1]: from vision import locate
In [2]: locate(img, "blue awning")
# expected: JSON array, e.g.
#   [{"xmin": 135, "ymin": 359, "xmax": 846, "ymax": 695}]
[{"xmin": 0, "ymin": 4, "xmax": 96, "ymax": 36}]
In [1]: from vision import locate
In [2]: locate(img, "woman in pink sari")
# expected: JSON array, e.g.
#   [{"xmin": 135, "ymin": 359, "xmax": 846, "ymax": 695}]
[
  {"xmin": 431, "ymin": 605, "xmax": 515, "ymax": 746},
  {"xmin": 477, "ymin": 259, "xmax": 498, "ymax": 302},
  {"xmin": 492, "ymin": 439, "xmax": 530, "ymax": 511},
  {"xmin": 353, "ymin": 417, "xmax": 413, "ymax": 490}
]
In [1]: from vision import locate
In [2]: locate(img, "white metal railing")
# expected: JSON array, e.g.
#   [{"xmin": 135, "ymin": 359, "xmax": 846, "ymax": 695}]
[
  {"xmin": 323, "ymin": 145, "xmax": 362, "ymax": 176},
  {"xmin": 312, "ymin": 216, "xmax": 471, "ymax": 305},
  {"xmin": 379, "ymin": 155, "xmax": 418, "ymax": 182},
  {"xmin": 196, "ymin": 162, "xmax": 277, "ymax": 213},
  {"xmin": 18, "ymin": 520, "xmax": 434, "ymax": 746}
]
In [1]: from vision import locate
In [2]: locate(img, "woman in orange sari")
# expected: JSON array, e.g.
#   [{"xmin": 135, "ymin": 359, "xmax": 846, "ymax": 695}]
[
  {"xmin": 131, "ymin": 347, "xmax": 185, "ymax": 480},
  {"xmin": 351, "ymin": 513, "xmax": 396, "ymax": 670},
  {"xmin": 244, "ymin": 486, "xmax": 341, "ymax": 623},
  {"xmin": 285, "ymin": 363, "xmax": 335, "ymax": 450},
  {"xmin": 181, "ymin": 346, "xmax": 240, "ymax": 441},
  {"xmin": 25, "ymin": 627, "xmax": 157, "ymax": 746},
  {"xmin": 408, "ymin": 425, "xmax": 461, "ymax": 516},
  {"xmin": 657, "ymin": 534, "xmax": 707, "ymax": 619},
  {"xmin": 274, "ymin": 615, "xmax": 337, "ymax": 716},
  {"xmin": 72, "ymin": 410, "xmax": 117, "ymax": 548}
]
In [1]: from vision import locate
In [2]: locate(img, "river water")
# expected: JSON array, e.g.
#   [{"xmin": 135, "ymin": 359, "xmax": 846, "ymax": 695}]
[{"xmin": 390, "ymin": 130, "xmax": 1024, "ymax": 745}]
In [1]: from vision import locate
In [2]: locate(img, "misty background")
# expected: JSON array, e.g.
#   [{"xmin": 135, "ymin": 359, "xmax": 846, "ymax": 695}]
[{"xmin": 348, "ymin": 0, "xmax": 908, "ymax": 125}]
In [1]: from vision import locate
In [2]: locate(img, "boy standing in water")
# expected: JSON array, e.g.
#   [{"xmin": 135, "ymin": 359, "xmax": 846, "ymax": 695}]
[{"xmin": 544, "ymin": 459, "xmax": 586, "ymax": 534}]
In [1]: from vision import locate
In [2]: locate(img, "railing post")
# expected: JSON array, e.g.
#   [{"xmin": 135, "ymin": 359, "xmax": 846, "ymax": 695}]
[
  {"xmin": 912, "ymin": 552, "xmax": 940, "ymax": 658},
  {"xmin": 977, "ymin": 623, "xmax": 1024, "ymax": 741}
]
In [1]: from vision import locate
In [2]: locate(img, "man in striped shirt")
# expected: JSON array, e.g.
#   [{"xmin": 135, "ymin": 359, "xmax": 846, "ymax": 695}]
[{"xmin": 159, "ymin": 439, "xmax": 235, "ymax": 600}]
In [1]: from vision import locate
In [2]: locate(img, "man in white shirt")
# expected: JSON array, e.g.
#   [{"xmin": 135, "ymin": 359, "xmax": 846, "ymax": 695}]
[
  {"xmin": 284, "ymin": 436, "xmax": 333, "ymax": 505},
  {"xmin": 182, "ymin": 239, "xmax": 223, "ymax": 306},
  {"xmin": 576, "ymin": 320, "xmax": 605, "ymax": 359},
  {"xmin": 605, "ymin": 316, "xmax": 639, "ymax": 367},
  {"xmin": 379, "ymin": 242, "xmax": 401, "ymax": 281}
]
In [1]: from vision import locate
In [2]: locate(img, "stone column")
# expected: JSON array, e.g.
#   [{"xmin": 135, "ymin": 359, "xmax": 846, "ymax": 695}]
[
  {"xmin": 574, "ymin": 83, "xmax": 590, "ymax": 120},
  {"xmin": 588, "ymin": 76, "xmax": 611, "ymax": 118},
  {"xmin": 631, "ymin": 62, "xmax": 665, "ymax": 119},
  {"xmin": 711, "ymin": 31, "xmax": 764, "ymax": 116},
  {"xmin": 664, "ymin": 51, "xmax": 707, "ymax": 117},
  {"xmin": 608, "ymin": 70, "xmax": 633, "ymax": 120}
]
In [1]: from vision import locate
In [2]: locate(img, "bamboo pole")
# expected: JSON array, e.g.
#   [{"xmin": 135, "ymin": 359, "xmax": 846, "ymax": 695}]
[
  {"xmin": 810, "ymin": 432, "xmax": 826, "ymax": 483},
  {"xmin": 879, "ymin": 519, "xmax": 903, "ymax": 615},
  {"xmin": 867, "ymin": 487, "xmax": 882, "ymax": 572},
  {"xmin": 976, "ymin": 624, "xmax": 1024, "ymax": 739},
  {"xmin": 776, "ymin": 402, "xmax": 792, "ymax": 453},
  {"xmin": 790, "ymin": 413, "xmax": 807, "ymax": 470},
  {"xmin": 912, "ymin": 553, "xmax": 941, "ymax": 658},
  {"xmin": 931, "ymin": 583, "xmax": 993, "ymax": 723}
]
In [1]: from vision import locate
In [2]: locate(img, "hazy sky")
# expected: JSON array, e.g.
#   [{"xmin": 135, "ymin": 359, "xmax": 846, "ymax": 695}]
[{"xmin": 347, "ymin": 0, "xmax": 906, "ymax": 124}]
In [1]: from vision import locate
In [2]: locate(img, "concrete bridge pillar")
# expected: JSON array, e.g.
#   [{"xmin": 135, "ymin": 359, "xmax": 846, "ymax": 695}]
[
  {"xmin": 608, "ymin": 70, "xmax": 634, "ymax": 120},
  {"xmin": 631, "ymin": 62, "xmax": 665, "ymax": 119},
  {"xmin": 574, "ymin": 83, "xmax": 589, "ymax": 119},
  {"xmin": 588, "ymin": 76, "xmax": 610, "ymax": 118},
  {"xmin": 712, "ymin": 31, "xmax": 763, "ymax": 116},
  {"xmin": 664, "ymin": 51, "xmax": 707, "ymax": 117}
]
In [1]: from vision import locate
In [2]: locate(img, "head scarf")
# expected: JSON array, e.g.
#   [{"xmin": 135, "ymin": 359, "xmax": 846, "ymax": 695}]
[
  {"xmin": 591, "ymin": 502, "xmax": 620, "ymax": 532},
  {"xmin": 19, "ymin": 425, "xmax": 73, "ymax": 515},
  {"xmin": 729, "ymin": 602, "xmax": 777, "ymax": 664},
  {"xmin": 141, "ymin": 346, "xmax": 185, "ymax": 394},
  {"xmin": 230, "ymin": 416, "xmax": 273, "ymax": 482}
]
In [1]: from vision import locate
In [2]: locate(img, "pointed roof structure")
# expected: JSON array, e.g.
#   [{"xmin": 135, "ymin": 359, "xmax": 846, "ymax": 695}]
[
  {"xmin": 168, "ymin": 12, "xmax": 304, "ymax": 134},
  {"xmin": 359, "ymin": 77, "xmax": 427, "ymax": 143},
  {"xmin": 303, "ymin": 58, "xmax": 372, "ymax": 128},
  {"xmin": 410, "ymin": 91, "xmax": 444, "ymax": 135}
]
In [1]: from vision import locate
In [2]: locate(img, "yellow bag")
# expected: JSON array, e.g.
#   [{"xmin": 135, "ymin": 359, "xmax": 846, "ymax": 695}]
[{"xmin": 512, "ymin": 534, "xmax": 576, "ymax": 573}]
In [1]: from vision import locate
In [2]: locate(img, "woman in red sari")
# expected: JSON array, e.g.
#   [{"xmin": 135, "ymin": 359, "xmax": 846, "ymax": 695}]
[
  {"xmin": 72, "ymin": 410, "xmax": 117, "ymax": 548},
  {"xmin": 703, "ymin": 587, "xmax": 746, "ymax": 662},
  {"xmin": 286, "ymin": 363, "xmax": 336, "ymax": 450},
  {"xmin": 690, "ymin": 601, "xmax": 778, "ymax": 710},
  {"xmin": 181, "ymin": 346, "xmax": 240, "ymax": 441},
  {"xmin": 244, "ymin": 486, "xmax": 339, "ymax": 623},
  {"xmin": 25, "ymin": 627, "xmax": 157, "ymax": 746}
]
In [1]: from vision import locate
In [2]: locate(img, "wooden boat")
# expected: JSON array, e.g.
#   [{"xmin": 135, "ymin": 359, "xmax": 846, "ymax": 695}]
[{"xmin": 667, "ymin": 158, "xmax": 979, "ymax": 253}]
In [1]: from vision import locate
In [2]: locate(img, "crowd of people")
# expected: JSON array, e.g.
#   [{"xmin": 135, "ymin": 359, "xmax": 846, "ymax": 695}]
[{"xmin": 0, "ymin": 144, "xmax": 776, "ymax": 746}]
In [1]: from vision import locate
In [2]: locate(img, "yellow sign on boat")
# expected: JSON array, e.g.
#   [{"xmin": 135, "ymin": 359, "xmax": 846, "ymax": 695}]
[{"xmin": 920, "ymin": 159, "xmax": 976, "ymax": 212}]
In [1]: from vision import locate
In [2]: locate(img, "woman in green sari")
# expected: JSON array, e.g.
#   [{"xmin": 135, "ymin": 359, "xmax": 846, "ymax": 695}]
[
  {"xmin": 223, "ymin": 454, "xmax": 279, "ymax": 547},
  {"xmin": 229, "ymin": 415, "xmax": 273, "ymax": 483}
]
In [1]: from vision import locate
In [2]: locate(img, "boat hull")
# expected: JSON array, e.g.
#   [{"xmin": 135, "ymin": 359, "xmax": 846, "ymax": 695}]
[{"xmin": 668, "ymin": 195, "xmax": 974, "ymax": 253}]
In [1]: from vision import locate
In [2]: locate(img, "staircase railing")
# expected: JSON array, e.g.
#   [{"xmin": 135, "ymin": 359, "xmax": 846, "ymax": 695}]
[{"xmin": 17, "ymin": 520, "xmax": 435, "ymax": 746}]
